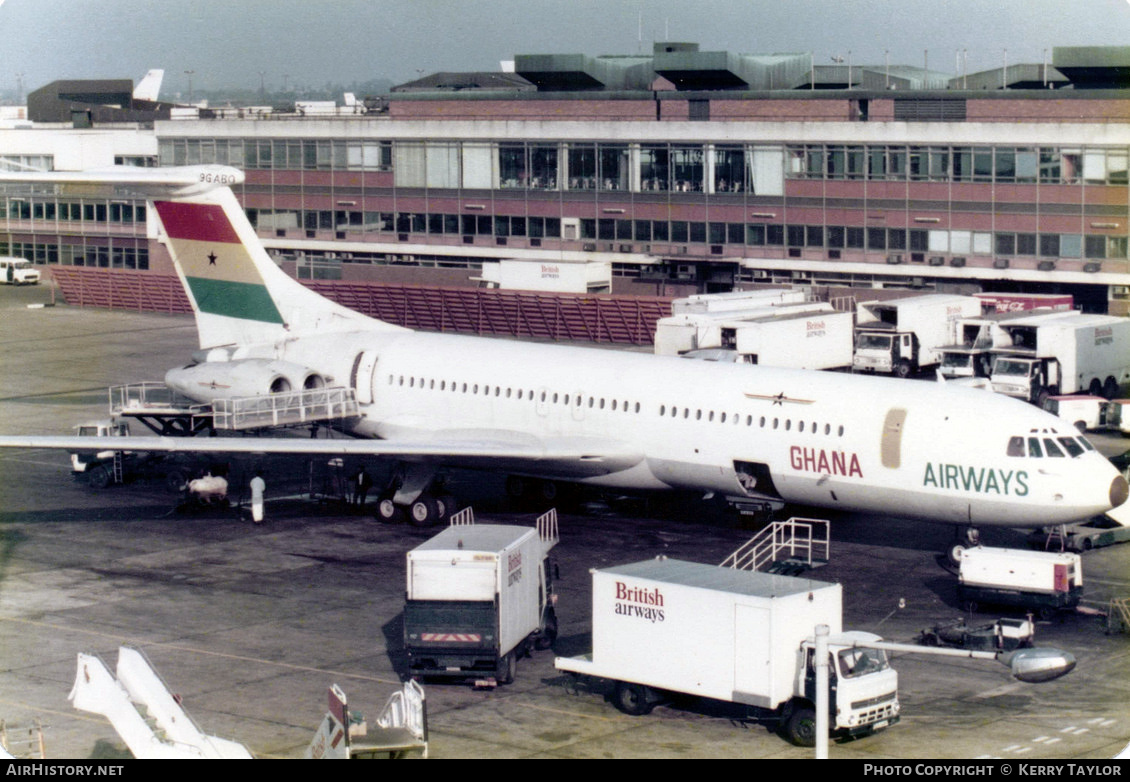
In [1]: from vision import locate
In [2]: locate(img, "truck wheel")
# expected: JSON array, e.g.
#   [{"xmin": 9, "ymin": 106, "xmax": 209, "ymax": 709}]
[
  {"xmin": 895, "ymin": 359, "xmax": 913, "ymax": 379},
  {"xmin": 1104, "ymin": 377, "xmax": 1119, "ymax": 400},
  {"xmin": 612, "ymin": 681, "xmax": 655, "ymax": 716},
  {"xmin": 783, "ymin": 706, "xmax": 818, "ymax": 747},
  {"xmin": 164, "ymin": 469, "xmax": 188, "ymax": 493},
  {"xmin": 535, "ymin": 609, "xmax": 558, "ymax": 651},
  {"xmin": 496, "ymin": 651, "xmax": 516, "ymax": 685},
  {"xmin": 88, "ymin": 465, "xmax": 112, "ymax": 490},
  {"xmin": 1090, "ymin": 379, "xmax": 1104, "ymax": 397}
]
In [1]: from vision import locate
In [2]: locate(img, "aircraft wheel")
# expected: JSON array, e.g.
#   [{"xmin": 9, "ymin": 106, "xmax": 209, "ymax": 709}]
[
  {"xmin": 408, "ymin": 496, "xmax": 442, "ymax": 527},
  {"xmin": 435, "ymin": 494, "xmax": 458, "ymax": 520},
  {"xmin": 947, "ymin": 541, "xmax": 968, "ymax": 568},
  {"xmin": 376, "ymin": 494, "xmax": 403, "ymax": 524},
  {"xmin": 539, "ymin": 480, "xmax": 559, "ymax": 502},
  {"xmin": 505, "ymin": 475, "xmax": 528, "ymax": 499}
]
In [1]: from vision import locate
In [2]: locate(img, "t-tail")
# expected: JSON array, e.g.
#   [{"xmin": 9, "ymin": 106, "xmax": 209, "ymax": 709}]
[{"xmin": 148, "ymin": 166, "xmax": 403, "ymax": 350}]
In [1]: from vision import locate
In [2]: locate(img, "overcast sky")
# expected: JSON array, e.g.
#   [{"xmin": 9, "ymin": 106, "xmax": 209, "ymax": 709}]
[{"xmin": 1, "ymin": 0, "xmax": 1128, "ymax": 97}]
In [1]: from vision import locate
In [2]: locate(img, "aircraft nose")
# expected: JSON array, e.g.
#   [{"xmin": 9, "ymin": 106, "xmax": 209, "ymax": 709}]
[{"xmin": 1112, "ymin": 474, "xmax": 1130, "ymax": 510}]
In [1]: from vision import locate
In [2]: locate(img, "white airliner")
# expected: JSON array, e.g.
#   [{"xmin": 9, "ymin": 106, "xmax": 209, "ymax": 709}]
[{"xmin": 0, "ymin": 165, "xmax": 1125, "ymax": 561}]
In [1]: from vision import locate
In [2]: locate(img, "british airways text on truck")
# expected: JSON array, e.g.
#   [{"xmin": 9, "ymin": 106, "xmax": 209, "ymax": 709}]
[
  {"xmin": 555, "ymin": 558, "xmax": 899, "ymax": 747},
  {"xmin": 403, "ymin": 512, "xmax": 558, "ymax": 684}
]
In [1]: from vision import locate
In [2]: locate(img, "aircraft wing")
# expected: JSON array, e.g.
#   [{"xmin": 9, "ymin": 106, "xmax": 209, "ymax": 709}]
[{"xmin": 0, "ymin": 430, "xmax": 643, "ymax": 479}]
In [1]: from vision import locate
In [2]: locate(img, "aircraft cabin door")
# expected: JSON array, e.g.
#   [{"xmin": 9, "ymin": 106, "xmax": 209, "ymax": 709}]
[
  {"xmin": 881, "ymin": 407, "xmax": 907, "ymax": 469},
  {"xmin": 350, "ymin": 350, "xmax": 380, "ymax": 405}
]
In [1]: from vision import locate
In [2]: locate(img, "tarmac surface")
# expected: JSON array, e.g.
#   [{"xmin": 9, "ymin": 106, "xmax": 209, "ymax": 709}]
[{"xmin": 0, "ymin": 282, "xmax": 1128, "ymax": 760}]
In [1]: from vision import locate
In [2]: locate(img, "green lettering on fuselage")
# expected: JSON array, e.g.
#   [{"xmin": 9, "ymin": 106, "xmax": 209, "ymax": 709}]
[{"xmin": 923, "ymin": 463, "xmax": 1029, "ymax": 497}]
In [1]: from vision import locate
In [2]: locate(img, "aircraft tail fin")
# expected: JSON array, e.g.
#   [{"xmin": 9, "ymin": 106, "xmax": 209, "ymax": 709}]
[
  {"xmin": 150, "ymin": 168, "xmax": 402, "ymax": 349},
  {"xmin": 133, "ymin": 70, "xmax": 164, "ymax": 102}
]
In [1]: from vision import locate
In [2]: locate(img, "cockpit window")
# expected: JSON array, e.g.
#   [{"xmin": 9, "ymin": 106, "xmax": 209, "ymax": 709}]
[
  {"xmin": 1007, "ymin": 436, "xmax": 1025, "ymax": 457},
  {"xmin": 1043, "ymin": 438, "xmax": 1065, "ymax": 457},
  {"xmin": 1028, "ymin": 437, "xmax": 1043, "ymax": 458},
  {"xmin": 1058, "ymin": 437, "xmax": 1084, "ymax": 458},
  {"xmin": 1077, "ymin": 437, "xmax": 1095, "ymax": 452}
]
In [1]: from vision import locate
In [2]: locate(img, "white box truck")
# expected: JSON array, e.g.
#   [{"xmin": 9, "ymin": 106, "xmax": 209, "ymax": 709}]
[
  {"xmin": 958, "ymin": 546, "xmax": 1083, "ymax": 618},
  {"xmin": 853, "ymin": 294, "xmax": 982, "ymax": 378},
  {"xmin": 989, "ymin": 313, "xmax": 1130, "ymax": 404},
  {"xmin": 404, "ymin": 513, "xmax": 558, "ymax": 684},
  {"xmin": 654, "ymin": 301, "xmax": 842, "ymax": 362},
  {"xmin": 732, "ymin": 307, "xmax": 855, "ymax": 370},
  {"xmin": 555, "ymin": 558, "xmax": 900, "ymax": 746},
  {"xmin": 938, "ymin": 310, "xmax": 1079, "ymax": 380}
]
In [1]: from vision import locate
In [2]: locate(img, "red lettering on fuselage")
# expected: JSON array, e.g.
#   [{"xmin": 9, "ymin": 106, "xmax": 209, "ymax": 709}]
[{"xmin": 789, "ymin": 446, "xmax": 863, "ymax": 478}]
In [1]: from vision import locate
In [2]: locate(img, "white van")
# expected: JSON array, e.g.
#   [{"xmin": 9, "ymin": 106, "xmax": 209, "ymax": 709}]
[{"xmin": 0, "ymin": 257, "xmax": 40, "ymax": 285}]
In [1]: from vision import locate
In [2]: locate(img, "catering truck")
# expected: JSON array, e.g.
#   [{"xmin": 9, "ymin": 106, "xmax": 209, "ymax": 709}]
[
  {"xmin": 938, "ymin": 310, "xmax": 1079, "ymax": 380},
  {"xmin": 988, "ymin": 313, "xmax": 1130, "ymax": 405},
  {"xmin": 731, "ymin": 306, "xmax": 854, "ymax": 370},
  {"xmin": 655, "ymin": 303, "xmax": 853, "ymax": 370},
  {"xmin": 403, "ymin": 510, "xmax": 559, "ymax": 684},
  {"xmin": 958, "ymin": 546, "xmax": 1083, "ymax": 618},
  {"xmin": 853, "ymin": 294, "xmax": 982, "ymax": 378},
  {"xmin": 555, "ymin": 558, "xmax": 900, "ymax": 747}
]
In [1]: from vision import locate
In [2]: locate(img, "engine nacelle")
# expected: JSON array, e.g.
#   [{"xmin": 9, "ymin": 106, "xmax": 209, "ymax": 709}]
[{"xmin": 165, "ymin": 358, "xmax": 327, "ymax": 403}]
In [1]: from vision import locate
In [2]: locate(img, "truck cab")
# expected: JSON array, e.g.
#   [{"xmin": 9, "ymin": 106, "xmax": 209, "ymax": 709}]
[
  {"xmin": 790, "ymin": 631, "xmax": 900, "ymax": 745},
  {"xmin": 71, "ymin": 420, "xmax": 130, "ymax": 471},
  {"xmin": 990, "ymin": 356, "xmax": 1054, "ymax": 404},
  {"xmin": 854, "ymin": 330, "xmax": 916, "ymax": 377}
]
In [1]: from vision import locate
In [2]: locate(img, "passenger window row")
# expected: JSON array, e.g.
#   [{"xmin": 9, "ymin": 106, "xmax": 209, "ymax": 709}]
[
  {"xmin": 388, "ymin": 372, "xmax": 848, "ymax": 437},
  {"xmin": 389, "ymin": 374, "xmax": 642, "ymax": 413},
  {"xmin": 657, "ymin": 405, "xmax": 845, "ymax": 437}
]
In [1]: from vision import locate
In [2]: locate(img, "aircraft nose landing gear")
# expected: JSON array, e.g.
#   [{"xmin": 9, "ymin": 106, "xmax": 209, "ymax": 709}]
[{"xmin": 947, "ymin": 526, "xmax": 981, "ymax": 567}]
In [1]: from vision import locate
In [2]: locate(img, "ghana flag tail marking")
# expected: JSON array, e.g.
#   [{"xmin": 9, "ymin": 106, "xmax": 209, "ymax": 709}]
[
  {"xmin": 154, "ymin": 197, "xmax": 284, "ymax": 326},
  {"xmin": 152, "ymin": 182, "xmax": 394, "ymax": 350}
]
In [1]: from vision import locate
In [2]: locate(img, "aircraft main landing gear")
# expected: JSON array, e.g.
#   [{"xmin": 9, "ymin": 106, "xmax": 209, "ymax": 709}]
[{"xmin": 374, "ymin": 465, "xmax": 457, "ymax": 527}]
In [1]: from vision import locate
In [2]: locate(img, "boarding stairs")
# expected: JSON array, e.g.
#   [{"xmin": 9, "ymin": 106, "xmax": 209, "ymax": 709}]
[
  {"xmin": 720, "ymin": 517, "xmax": 830, "ymax": 575},
  {"xmin": 69, "ymin": 646, "xmax": 253, "ymax": 759},
  {"xmin": 1107, "ymin": 598, "xmax": 1130, "ymax": 635},
  {"xmin": 0, "ymin": 720, "xmax": 46, "ymax": 759},
  {"xmin": 306, "ymin": 682, "xmax": 428, "ymax": 759}
]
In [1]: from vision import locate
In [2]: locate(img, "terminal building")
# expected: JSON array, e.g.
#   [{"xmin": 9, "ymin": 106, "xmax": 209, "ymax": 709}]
[{"xmin": 1, "ymin": 43, "xmax": 1128, "ymax": 314}]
